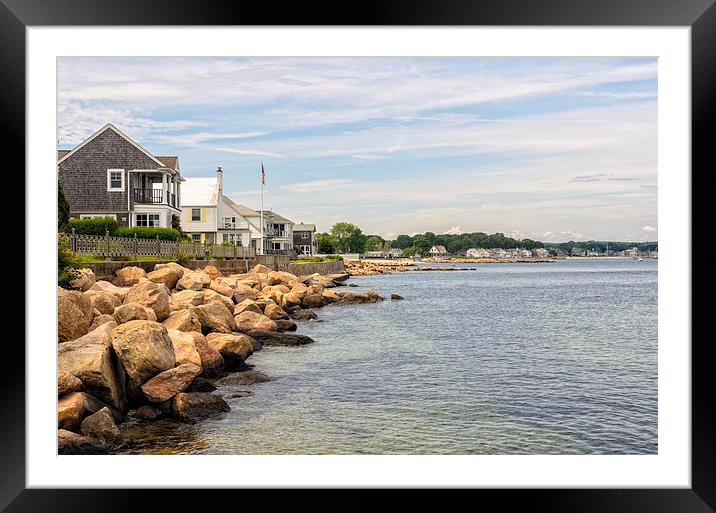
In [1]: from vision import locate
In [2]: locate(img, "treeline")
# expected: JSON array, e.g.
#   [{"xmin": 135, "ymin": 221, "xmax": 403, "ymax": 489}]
[
  {"xmin": 391, "ymin": 231, "xmax": 544, "ymax": 256},
  {"xmin": 544, "ymin": 241, "xmax": 658, "ymax": 253}
]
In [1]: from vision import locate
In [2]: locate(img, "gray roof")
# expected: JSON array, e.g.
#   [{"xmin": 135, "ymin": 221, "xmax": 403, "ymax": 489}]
[
  {"xmin": 294, "ymin": 223, "xmax": 316, "ymax": 231},
  {"xmin": 262, "ymin": 210, "xmax": 294, "ymax": 225},
  {"xmin": 223, "ymin": 196, "xmax": 261, "ymax": 217}
]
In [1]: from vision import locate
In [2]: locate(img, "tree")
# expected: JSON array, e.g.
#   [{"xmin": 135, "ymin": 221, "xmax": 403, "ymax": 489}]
[
  {"xmin": 365, "ymin": 235, "xmax": 384, "ymax": 251},
  {"xmin": 315, "ymin": 232, "xmax": 336, "ymax": 254},
  {"xmin": 393, "ymin": 234, "xmax": 414, "ymax": 249},
  {"xmin": 58, "ymin": 182, "xmax": 70, "ymax": 230},
  {"xmin": 330, "ymin": 222, "xmax": 367, "ymax": 253}
]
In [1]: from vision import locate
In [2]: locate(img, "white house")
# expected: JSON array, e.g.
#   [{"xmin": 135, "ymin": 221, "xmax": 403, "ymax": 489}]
[
  {"xmin": 466, "ymin": 247, "xmax": 490, "ymax": 258},
  {"xmin": 429, "ymin": 245, "xmax": 449, "ymax": 258}
]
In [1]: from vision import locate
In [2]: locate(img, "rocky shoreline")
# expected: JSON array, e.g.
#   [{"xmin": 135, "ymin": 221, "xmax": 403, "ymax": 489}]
[
  {"xmin": 57, "ymin": 263, "xmax": 392, "ymax": 454},
  {"xmin": 344, "ymin": 259, "xmax": 478, "ymax": 276}
]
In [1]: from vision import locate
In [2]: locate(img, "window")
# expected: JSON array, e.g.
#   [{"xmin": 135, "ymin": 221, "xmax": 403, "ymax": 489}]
[
  {"xmin": 191, "ymin": 208, "xmax": 201, "ymax": 222},
  {"xmin": 301, "ymin": 232, "xmax": 309, "ymax": 239},
  {"xmin": 272, "ymin": 242, "xmax": 281, "ymax": 250},
  {"xmin": 136, "ymin": 213, "xmax": 160, "ymax": 227},
  {"xmin": 301, "ymin": 245, "xmax": 311, "ymax": 254},
  {"xmin": 107, "ymin": 169, "xmax": 124, "ymax": 191},
  {"xmin": 192, "ymin": 233, "xmax": 201, "ymax": 242}
]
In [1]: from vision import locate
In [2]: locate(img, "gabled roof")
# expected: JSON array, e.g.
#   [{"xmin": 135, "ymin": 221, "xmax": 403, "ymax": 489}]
[
  {"xmin": 431, "ymin": 245, "xmax": 448, "ymax": 253},
  {"xmin": 57, "ymin": 123, "xmax": 177, "ymax": 173},
  {"xmin": 222, "ymin": 196, "xmax": 261, "ymax": 218},
  {"xmin": 294, "ymin": 223, "xmax": 316, "ymax": 231},
  {"xmin": 262, "ymin": 210, "xmax": 295, "ymax": 225},
  {"xmin": 181, "ymin": 177, "xmax": 219, "ymax": 206},
  {"xmin": 155, "ymin": 156, "xmax": 179, "ymax": 171}
]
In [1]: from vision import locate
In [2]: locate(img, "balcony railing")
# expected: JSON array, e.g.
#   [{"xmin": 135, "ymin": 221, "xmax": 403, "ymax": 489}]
[{"xmin": 133, "ymin": 188, "xmax": 163, "ymax": 204}]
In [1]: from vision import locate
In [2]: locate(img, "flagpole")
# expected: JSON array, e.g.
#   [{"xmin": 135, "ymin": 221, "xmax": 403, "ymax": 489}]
[{"xmin": 260, "ymin": 163, "xmax": 264, "ymax": 256}]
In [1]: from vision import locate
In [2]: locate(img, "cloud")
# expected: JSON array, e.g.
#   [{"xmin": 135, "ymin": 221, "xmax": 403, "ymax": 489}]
[
  {"xmin": 443, "ymin": 226, "xmax": 464, "ymax": 235},
  {"xmin": 286, "ymin": 179, "xmax": 357, "ymax": 193},
  {"xmin": 641, "ymin": 225, "xmax": 657, "ymax": 233}
]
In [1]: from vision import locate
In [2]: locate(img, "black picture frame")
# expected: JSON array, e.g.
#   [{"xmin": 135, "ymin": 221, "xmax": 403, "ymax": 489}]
[{"xmin": 2, "ymin": 0, "xmax": 712, "ymax": 511}]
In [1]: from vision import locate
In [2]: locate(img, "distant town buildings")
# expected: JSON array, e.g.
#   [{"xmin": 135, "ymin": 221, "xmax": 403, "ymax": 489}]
[
  {"xmin": 293, "ymin": 223, "xmax": 317, "ymax": 256},
  {"xmin": 466, "ymin": 247, "xmax": 490, "ymax": 258}
]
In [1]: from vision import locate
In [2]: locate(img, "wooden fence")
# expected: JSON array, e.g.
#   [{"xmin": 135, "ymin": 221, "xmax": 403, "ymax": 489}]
[{"xmin": 64, "ymin": 230, "xmax": 255, "ymax": 261}]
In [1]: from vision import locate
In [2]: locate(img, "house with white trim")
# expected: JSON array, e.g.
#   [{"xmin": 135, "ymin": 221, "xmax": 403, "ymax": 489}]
[{"xmin": 57, "ymin": 123, "xmax": 183, "ymax": 228}]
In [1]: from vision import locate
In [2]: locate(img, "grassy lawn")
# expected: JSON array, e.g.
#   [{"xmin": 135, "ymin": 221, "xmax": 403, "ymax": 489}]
[{"xmin": 290, "ymin": 256, "xmax": 343, "ymax": 264}]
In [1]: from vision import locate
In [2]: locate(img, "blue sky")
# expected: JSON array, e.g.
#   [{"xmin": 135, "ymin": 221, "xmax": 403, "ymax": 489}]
[{"xmin": 58, "ymin": 57, "xmax": 657, "ymax": 241}]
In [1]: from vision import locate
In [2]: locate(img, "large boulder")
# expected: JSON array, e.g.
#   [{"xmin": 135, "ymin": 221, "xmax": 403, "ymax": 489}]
[
  {"xmin": 274, "ymin": 319, "xmax": 298, "ymax": 332},
  {"xmin": 69, "ymin": 268, "xmax": 95, "ymax": 292},
  {"xmin": 203, "ymin": 266, "xmax": 222, "ymax": 279},
  {"xmin": 281, "ymin": 292, "xmax": 302, "ymax": 310},
  {"xmin": 172, "ymin": 392, "xmax": 230, "ymax": 422},
  {"xmin": 267, "ymin": 270, "xmax": 298, "ymax": 286},
  {"xmin": 190, "ymin": 332, "xmax": 224, "ymax": 377},
  {"xmin": 233, "ymin": 299, "xmax": 262, "ymax": 316},
  {"xmin": 167, "ymin": 329, "xmax": 202, "ymax": 368},
  {"xmin": 200, "ymin": 289, "xmax": 235, "ymax": 313},
  {"xmin": 339, "ymin": 291, "xmax": 384, "ymax": 304},
  {"xmin": 58, "ymin": 287, "xmax": 94, "ymax": 342},
  {"xmin": 58, "ymin": 429, "xmax": 105, "ymax": 455},
  {"xmin": 124, "ymin": 280, "xmax": 171, "ymax": 321},
  {"xmin": 246, "ymin": 329, "xmax": 315, "ymax": 347},
  {"xmin": 80, "ymin": 406, "xmax": 123, "ymax": 447},
  {"xmin": 89, "ymin": 280, "xmax": 130, "ymax": 301},
  {"xmin": 215, "ymin": 276, "xmax": 239, "ymax": 288},
  {"xmin": 57, "ymin": 391, "xmax": 106, "ymax": 431},
  {"xmin": 114, "ymin": 266, "xmax": 147, "ymax": 286},
  {"xmin": 113, "ymin": 303, "xmax": 157, "ymax": 324},
  {"xmin": 57, "ymin": 322, "xmax": 127, "ymax": 412},
  {"xmin": 216, "ymin": 371, "xmax": 272, "ymax": 386},
  {"xmin": 290, "ymin": 282, "xmax": 309, "ymax": 299},
  {"xmin": 89, "ymin": 313, "xmax": 115, "ymax": 331},
  {"xmin": 170, "ymin": 290, "xmax": 205, "ymax": 311},
  {"xmin": 140, "ymin": 363, "xmax": 202, "ymax": 402},
  {"xmin": 193, "ymin": 300, "xmax": 236, "ymax": 334},
  {"xmin": 208, "ymin": 280, "xmax": 234, "ymax": 298},
  {"xmin": 321, "ymin": 289, "xmax": 341, "ymax": 303},
  {"xmin": 176, "ymin": 270, "xmax": 211, "ymax": 291},
  {"xmin": 84, "ymin": 290, "xmax": 122, "ymax": 315},
  {"xmin": 264, "ymin": 302, "xmax": 289, "ymax": 320},
  {"xmin": 162, "ymin": 309, "xmax": 201, "ymax": 333},
  {"xmin": 146, "ymin": 267, "xmax": 180, "ymax": 289},
  {"xmin": 154, "ymin": 262, "xmax": 187, "ymax": 278},
  {"xmin": 234, "ymin": 311, "xmax": 277, "ymax": 333},
  {"xmin": 232, "ymin": 283, "xmax": 258, "ymax": 304},
  {"xmin": 291, "ymin": 308, "xmax": 318, "ymax": 320},
  {"xmin": 110, "ymin": 320, "xmax": 176, "ymax": 387},
  {"xmin": 206, "ymin": 333, "xmax": 255, "ymax": 368},
  {"xmin": 250, "ymin": 264, "xmax": 271, "ymax": 274},
  {"xmin": 302, "ymin": 293, "xmax": 324, "ymax": 309},
  {"xmin": 58, "ymin": 371, "xmax": 83, "ymax": 396}
]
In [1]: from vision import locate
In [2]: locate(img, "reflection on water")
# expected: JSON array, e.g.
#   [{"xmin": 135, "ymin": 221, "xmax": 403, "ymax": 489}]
[{"xmin": 121, "ymin": 259, "xmax": 658, "ymax": 455}]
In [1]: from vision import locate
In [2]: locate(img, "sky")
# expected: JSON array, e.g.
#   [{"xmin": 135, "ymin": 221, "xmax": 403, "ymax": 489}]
[{"xmin": 57, "ymin": 57, "xmax": 658, "ymax": 242}]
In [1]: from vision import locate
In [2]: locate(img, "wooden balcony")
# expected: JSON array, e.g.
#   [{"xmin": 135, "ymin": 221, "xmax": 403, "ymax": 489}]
[{"xmin": 133, "ymin": 189, "xmax": 178, "ymax": 208}]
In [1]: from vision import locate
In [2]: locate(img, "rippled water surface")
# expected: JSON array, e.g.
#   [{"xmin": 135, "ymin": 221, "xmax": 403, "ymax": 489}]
[{"xmin": 124, "ymin": 259, "xmax": 658, "ymax": 455}]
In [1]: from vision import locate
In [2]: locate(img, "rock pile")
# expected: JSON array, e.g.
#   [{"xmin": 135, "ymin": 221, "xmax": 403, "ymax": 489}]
[{"xmin": 57, "ymin": 263, "xmax": 385, "ymax": 454}]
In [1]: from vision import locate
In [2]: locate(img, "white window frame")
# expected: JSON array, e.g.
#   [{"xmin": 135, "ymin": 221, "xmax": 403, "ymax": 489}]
[
  {"xmin": 191, "ymin": 208, "xmax": 201, "ymax": 222},
  {"xmin": 107, "ymin": 169, "xmax": 125, "ymax": 192},
  {"xmin": 192, "ymin": 233, "xmax": 201, "ymax": 242},
  {"xmin": 301, "ymin": 231, "xmax": 310, "ymax": 239},
  {"xmin": 135, "ymin": 213, "xmax": 161, "ymax": 227}
]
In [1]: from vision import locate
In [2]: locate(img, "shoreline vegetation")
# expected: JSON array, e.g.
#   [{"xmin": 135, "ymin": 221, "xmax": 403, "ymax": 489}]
[{"xmin": 57, "ymin": 262, "xmax": 398, "ymax": 455}]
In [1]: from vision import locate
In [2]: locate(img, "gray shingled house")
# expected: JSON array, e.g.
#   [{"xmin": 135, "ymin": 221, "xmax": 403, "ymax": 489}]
[{"xmin": 57, "ymin": 123, "xmax": 184, "ymax": 228}]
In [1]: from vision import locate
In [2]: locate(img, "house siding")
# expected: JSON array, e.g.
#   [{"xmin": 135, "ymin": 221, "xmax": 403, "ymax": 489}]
[{"xmin": 58, "ymin": 129, "xmax": 163, "ymax": 226}]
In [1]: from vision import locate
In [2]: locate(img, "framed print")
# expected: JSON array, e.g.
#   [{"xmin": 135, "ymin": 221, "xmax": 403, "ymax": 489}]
[{"xmin": 2, "ymin": 0, "xmax": 714, "ymax": 511}]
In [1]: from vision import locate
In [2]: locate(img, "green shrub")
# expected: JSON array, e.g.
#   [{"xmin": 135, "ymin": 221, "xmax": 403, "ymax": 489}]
[
  {"xmin": 116, "ymin": 227, "xmax": 182, "ymax": 241},
  {"xmin": 290, "ymin": 255, "xmax": 343, "ymax": 263},
  {"xmin": 221, "ymin": 241, "xmax": 235, "ymax": 247},
  {"xmin": 66, "ymin": 217, "xmax": 119, "ymax": 236},
  {"xmin": 58, "ymin": 234, "xmax": 83, "ymax": 288}
]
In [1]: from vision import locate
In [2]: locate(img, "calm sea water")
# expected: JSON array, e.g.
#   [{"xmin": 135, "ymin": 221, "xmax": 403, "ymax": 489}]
[{"xmin": 122, "ymin": 259, "xmax": 658, "ymax": 455}]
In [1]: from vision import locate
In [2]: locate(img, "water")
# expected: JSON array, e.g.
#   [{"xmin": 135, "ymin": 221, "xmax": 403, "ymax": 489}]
[{"xmin": 121, "ymin": 259, "xmax": 658, "ymax": 455}]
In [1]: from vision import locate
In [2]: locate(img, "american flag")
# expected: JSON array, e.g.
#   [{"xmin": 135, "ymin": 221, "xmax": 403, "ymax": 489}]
[{"xmin": 261, "ymin": 163, "xmax": 265, "ymax": 185}]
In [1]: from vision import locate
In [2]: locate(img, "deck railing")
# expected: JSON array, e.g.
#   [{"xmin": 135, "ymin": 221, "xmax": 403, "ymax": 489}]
[{"xmin": 66, "ymin": 230, "xmax": 256, "ymax": 261}]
